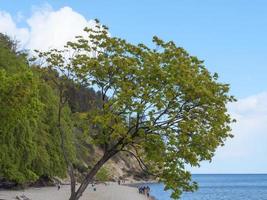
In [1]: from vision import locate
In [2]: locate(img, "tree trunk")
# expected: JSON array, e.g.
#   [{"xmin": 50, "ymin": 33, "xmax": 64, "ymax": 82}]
[
  {"xmin": 69, "ymin": 165, "xmax": 76, "ymax": 200},
  {"xmin": 57, "ymin": 87, "xmax": 76, "ymax": 199},
  {"xmin": 69, "ymin": 149, "xmax": 118, "ymax": 200}
]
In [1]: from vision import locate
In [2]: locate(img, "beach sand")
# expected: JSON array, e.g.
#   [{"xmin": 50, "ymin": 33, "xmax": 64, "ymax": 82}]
[{"xmin": 0, "ymin": 182, "xmax": 149, "ymax": 200}]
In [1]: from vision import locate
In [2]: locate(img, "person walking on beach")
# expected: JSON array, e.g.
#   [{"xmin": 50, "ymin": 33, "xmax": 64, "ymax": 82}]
[
  {"xmin": 57, "ymin": 183, "xmax": 61, "ymax": 190},
  {"xmin": 147, "ymin": 186, "xmax": 150, "ymax": 193},
  {"xmin": 147, "ymin": 192, "xmax": 150, "ymax": 198}
]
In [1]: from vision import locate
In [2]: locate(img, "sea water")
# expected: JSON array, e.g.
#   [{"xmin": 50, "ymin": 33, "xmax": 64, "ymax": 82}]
[{"xmin": 148, "ymin": 174, "xmax": 267, "ymax": 200}]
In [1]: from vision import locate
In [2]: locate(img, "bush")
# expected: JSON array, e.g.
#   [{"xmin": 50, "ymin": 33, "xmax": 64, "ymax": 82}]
[{"xmin": 95, "ymin": 167, "xmax": 110, "ymax": 182}]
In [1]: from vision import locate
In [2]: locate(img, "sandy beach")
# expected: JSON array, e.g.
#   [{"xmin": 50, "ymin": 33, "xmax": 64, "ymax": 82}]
[{"xmin": 0, "ymin": 182, "xmax": 149, "ymax": 200}]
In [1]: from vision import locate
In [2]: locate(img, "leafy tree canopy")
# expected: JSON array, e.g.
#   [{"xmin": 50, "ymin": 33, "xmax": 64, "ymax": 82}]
[{"xmin": 37, "ymin": 21, "xmax": 235, "ymax": 199}]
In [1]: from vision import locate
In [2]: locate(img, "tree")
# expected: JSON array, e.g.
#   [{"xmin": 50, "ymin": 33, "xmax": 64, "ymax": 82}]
[
  {"xmin": 37, "ymin": 21, "xmax": 235, "ymax": 200},
  {"xmin": 33, "ymin": 50, "xmax": 78, "ymax": 198}
]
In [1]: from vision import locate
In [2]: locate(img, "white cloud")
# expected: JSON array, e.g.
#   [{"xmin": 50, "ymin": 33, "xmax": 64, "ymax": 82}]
[
  {"xmin": 229, "ymin": 92, "xmax": 267, "ymax": 117},
  {"xmin": 26, "ymin": 6, "xmax": 96, "ymax": 50},
  {"xmin": 192, "ymin": 92, "xmax": 267, "ymax": 173},
  {"xmin": 227, "ymin": 92, "xmax": 267, "ymax": 157},
  {"xmin": 0, "ymin": 5, "xmax": 97, "ymax": 51},
  {"xmin": 0, "ymin": 11, "xmax": 29, "ymax": 45}
]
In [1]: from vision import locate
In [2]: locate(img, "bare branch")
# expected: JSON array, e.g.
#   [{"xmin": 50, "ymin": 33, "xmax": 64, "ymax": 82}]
[{"xmin": 121, "ymin": 149, "xmax": 157, "ymax": 176}]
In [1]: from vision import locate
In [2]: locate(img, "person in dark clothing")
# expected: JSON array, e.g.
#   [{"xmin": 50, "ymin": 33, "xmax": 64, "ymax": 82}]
[{"xmin": 57, "ymin": 183, "xmax": 61, "ymax": 190}]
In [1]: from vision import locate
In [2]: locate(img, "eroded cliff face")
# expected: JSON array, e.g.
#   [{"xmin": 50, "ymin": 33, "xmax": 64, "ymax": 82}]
[
  {"xmin": 98, "ymin": 149, "xmax": 148, "ymax": 182},
  {"xmin": 74, "ymin": 145, "xmax": 149, "ymax": 183}
]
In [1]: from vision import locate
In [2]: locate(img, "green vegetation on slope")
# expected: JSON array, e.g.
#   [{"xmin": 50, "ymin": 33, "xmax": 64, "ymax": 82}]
[
  {"xmin": 0, "ymin": 34, "xmax": 75, "ymax": 184},
  {"xmin": 0, "ymin": 34, "xmax": 41, "ymax": 183}
]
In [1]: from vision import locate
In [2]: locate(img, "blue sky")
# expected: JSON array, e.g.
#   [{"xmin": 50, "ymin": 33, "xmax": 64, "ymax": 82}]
[
  {"xmin": 1, "ymin": 0, "xmax": 267, "ymax": 173},
  {"xmin": 2, "ymin": 0, "xmax": 267, "ymax": 98}
]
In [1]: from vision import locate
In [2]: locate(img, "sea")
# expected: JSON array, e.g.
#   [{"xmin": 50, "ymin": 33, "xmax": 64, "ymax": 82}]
[{"xmin": 147, "ymin": 174, "xmax": 267, "ymax": 200}]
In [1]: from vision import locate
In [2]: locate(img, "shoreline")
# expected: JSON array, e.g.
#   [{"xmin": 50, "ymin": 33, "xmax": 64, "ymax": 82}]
[
  {"xmin": 125, "ymin": 182, "xmax": 158, "ymax": 200},
  {"xmin": 0, "ymin": 182, "xmax": 153, "ymax": 200}
]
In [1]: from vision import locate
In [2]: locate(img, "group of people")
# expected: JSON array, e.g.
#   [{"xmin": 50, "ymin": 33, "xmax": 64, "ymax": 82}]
[
  {"xmin": 117, "ymin": 179, "xmax": 126, "ymax": 185},
  {"xmin": 138, "ymin": 185, "xmax": 151, "ymax": 198}
]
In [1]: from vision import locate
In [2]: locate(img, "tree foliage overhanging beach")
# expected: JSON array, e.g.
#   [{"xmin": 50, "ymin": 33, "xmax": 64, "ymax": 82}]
[{"xmin": 0, "ymin": 21, "xmax": 235, "ymax": 200}]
